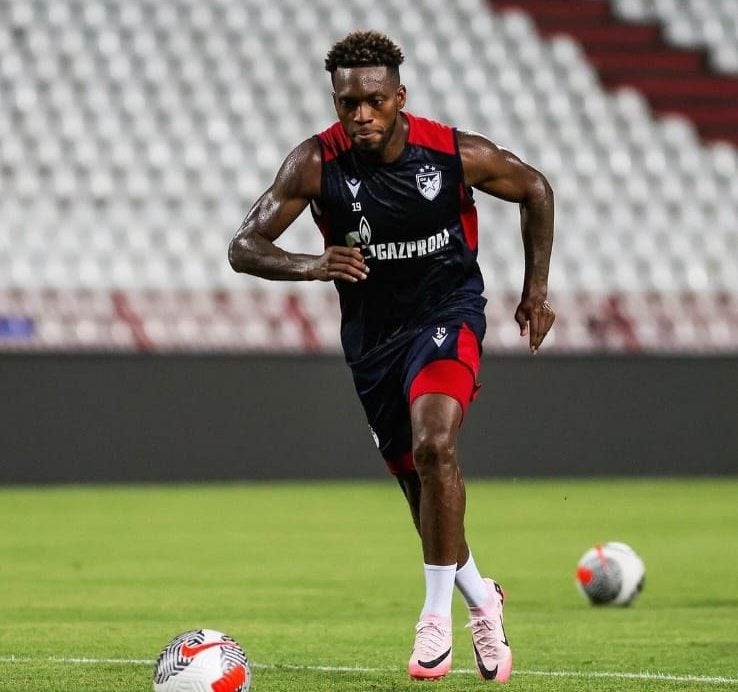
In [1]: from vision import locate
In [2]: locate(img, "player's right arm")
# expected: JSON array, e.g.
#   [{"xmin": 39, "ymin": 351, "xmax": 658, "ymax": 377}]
[{"xmin": 228, "ymin": 138, "xmax": 369, "ymax": 283}]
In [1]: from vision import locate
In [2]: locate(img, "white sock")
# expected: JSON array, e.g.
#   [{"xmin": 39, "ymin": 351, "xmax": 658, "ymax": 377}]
[
  {"xmin": 420, "ymin": 563, "xmax": 457, "ymax": 619},
  {"xmin": 455, "ymin": 552, "xmax": 490, "ymax": 608}
]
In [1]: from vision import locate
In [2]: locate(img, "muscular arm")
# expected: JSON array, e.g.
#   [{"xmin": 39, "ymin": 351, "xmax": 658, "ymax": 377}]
[
  {"xmin": 228, "ymin": 138, "xmax": 368, "ymax": 282},
  {"xmin": 459, "ymin": 131, "xmax": 555, "ymax": 351}
]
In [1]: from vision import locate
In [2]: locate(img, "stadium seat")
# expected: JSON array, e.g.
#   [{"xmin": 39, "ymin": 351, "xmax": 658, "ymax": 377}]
[{"xmin": 0, "ymin": 0, "xmax": 736, "ymax": 353}]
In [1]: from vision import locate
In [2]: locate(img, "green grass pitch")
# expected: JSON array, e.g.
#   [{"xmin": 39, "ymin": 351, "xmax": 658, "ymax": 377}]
[{"xmin": 0, "ymin": 478, "xmax": 736, "ymax": 691}]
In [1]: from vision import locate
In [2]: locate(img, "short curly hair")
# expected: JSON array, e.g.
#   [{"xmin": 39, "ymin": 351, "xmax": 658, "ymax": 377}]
[{"xmin": 325, "ymin": 30, "xmax": 404, "ymax": 77}]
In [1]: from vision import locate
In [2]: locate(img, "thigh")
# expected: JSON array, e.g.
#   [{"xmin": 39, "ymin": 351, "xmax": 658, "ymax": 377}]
[
  {"xmin": 403, "ymin": 320, "xmax": 484, "ymax": 413},
  {"xmin": 350, "ymin": 355, "xmax": 413, "ymax": 472}
]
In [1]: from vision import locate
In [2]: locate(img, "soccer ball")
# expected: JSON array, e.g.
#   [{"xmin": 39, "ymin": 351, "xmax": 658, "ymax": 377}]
[
  {"xmin": 153, "ymin": 629, "xmax": 251, "ymax": 692},
  {"xmin": 575, "ymin": 542, "xmax": 646, "ymax": 606}
]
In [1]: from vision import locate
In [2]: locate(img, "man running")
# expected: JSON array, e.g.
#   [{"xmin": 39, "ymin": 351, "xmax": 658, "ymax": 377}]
[{"xmin": 229, "ymin": 30, "xmax": 555, "ymax": 682}]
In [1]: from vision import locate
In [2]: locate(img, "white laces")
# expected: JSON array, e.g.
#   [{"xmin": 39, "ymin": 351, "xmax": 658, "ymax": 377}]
[
  {"xmin": 413, "ymin": 621, "xmax": 449, "ymax": 658},
  {"xmin": 467, "ymin": 615, "xmax": 503, "ymax": 658}
]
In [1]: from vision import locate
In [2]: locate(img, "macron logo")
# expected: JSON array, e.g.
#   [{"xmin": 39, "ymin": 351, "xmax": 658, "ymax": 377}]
[
  {"xmin": 346, "ymin": 177, "xmax": 361, "ymax": 198},
  {"xmin": 432, "ymin": 327, "xmax": 448, "ymax": 348}
]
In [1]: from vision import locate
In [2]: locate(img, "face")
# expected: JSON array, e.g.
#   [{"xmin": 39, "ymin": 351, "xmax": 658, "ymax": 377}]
[{"xmin": 332, "ymin": 66, "xmax": 406, "ymax": 157}]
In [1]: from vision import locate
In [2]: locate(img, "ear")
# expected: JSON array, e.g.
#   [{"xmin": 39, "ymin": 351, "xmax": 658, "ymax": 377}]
[{"xmin": 396, "ymin": 84, "xmax": 407, "ymax": 110}]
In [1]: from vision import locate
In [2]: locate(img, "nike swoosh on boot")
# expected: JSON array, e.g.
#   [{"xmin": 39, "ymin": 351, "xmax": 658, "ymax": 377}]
[{"xmin": 417, "ymin": 646, "xmax": 452, "ymax": 669}]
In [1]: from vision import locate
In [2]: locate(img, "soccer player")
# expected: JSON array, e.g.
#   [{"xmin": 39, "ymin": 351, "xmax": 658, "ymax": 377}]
[{"xmin": 229, "ymin": 30, "xmax": 555, "ymax": 682}]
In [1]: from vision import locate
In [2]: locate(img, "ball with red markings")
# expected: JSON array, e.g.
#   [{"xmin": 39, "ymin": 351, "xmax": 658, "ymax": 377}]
[
  {"xmin": 575, "ymin": 542, "xmax": 645, "ymax": 606},
  {"xmin": 153, "ymin": 629, "xmax": 251, "ymax": 692}
]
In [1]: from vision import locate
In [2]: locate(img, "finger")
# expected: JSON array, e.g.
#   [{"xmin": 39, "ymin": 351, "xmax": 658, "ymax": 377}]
[
  {"xmin": 329, "ymin": 246, "xmax": 367, "ymax": 267},
  {"xmin": 348, "ymin": 256, "xmax": 370, "ymax": 275},
  {"xmin": 332, "ymin": 270, "xmax": 365, "ymax": 282},
  {"xmin": 528, "ymin": 311, "xmax": 542, "ymax": 352},
  {"xmin": 531, "ymin": 303, "xmax": 556, "ymax": 353},
  {"xmin": 341, "ymin": 249, "xmax": 370, "ymax": 272},
  {"xmin": 514, "ymin": 308, "xmax": 528, "ymax": 336},
  {"xmin": 332, "ymin": 245, "xmax": 364, "ymax": 258},
  {"xmin": 331, "ymin": 251, "xmax": 369, "ymax": 273},
  {"xmin": 335, "ymin": 269, "xmax": 368, "ymax": 282},
  {"xmin": 331, "ymin": 261, "xmax": 369, "ymax": 282}
]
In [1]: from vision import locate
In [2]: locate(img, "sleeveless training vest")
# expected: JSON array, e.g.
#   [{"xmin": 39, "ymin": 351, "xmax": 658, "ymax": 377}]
[{"xmin": 312, "ymin": 112, "xmax": 486, "ymax": 365}]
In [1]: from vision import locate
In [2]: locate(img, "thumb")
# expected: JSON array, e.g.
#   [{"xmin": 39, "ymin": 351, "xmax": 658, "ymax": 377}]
[{"xmin": 515, "ymin": 307, "xmax": 528, "ymax": 336}]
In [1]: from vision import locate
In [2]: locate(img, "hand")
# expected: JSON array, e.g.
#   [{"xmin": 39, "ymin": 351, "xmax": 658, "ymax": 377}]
[
  {"xmin": 514, "ymin": 296, "xmax": 555, "ymax": 353},
  {"xmin": 310, "ymin": 246, "xmax": 369, "ymax": 282}
]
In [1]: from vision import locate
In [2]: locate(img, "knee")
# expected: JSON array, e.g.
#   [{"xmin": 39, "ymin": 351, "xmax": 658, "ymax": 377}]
[{"xmin": 413, "ymin": 429, "xmax": 457, "ymax": 474}]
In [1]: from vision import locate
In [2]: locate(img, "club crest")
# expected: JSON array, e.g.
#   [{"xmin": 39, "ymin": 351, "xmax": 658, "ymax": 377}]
[{"xmin": 416, "ymin": 165, "xmax": 442, "ymax": 201}]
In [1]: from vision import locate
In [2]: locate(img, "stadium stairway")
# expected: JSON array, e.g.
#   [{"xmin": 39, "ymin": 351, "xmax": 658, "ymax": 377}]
[{"xmin": 488, "ymin": 0, "xmax": 738, "ymax": 147}]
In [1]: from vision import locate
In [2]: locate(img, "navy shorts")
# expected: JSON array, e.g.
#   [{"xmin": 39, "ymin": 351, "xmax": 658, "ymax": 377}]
[{"xmin": 349, "ymin": 318, "xmax": 484, "ymax": 475}]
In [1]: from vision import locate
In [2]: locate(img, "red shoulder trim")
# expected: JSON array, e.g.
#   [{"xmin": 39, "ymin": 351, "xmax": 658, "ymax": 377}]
[
  {"xmin": 317, "ymin": 122, "xmax": 352, "ymax": 162},
  {"xmin": 405, "ymin": 112, "xmax": 457, "ymax": 155}
]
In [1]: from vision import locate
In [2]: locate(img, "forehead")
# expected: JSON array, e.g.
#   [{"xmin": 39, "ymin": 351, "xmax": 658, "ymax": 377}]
[{"xmin": 332, "ymin": 66, "xmax": 397, "ymax": 96}]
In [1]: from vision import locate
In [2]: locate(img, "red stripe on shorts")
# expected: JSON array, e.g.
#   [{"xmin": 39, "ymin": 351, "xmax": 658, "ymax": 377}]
[
  {"xmin": 385, "ymin": 450, "xmax": 415, "ymax": 475},
  {"xmin": 408, "ymin": 323, "xmax": 481, "ymax": 411},
  {"xmin": 408, "ymin": 358, "xmax": 477, "ymax": 415},
  {"xmin": 457, "ymin": 322, "xmax": 481, "ymax": 380}
]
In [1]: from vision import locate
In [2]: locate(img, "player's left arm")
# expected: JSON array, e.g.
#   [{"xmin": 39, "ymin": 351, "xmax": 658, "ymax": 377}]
[{"xmin": 459, "ymin": 130, "xmax": 555, "ymax": 353}]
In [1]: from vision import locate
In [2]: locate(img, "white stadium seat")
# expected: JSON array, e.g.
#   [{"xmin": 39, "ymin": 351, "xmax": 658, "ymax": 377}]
[{"xmin": 0, "ymin": 0, "xmax": 736, "ymax": 352}]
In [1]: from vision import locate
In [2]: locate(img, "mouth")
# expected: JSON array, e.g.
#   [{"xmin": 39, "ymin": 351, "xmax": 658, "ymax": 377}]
[{"xmin": 354, "ymin": 130, "xmax": 381, "ymax": 144}]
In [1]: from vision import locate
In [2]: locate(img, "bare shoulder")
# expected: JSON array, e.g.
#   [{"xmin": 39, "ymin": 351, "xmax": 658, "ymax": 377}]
[
  {"xmin": 457, "ymin": 129, "xmax": 506, "ymax": 159},
  {"xmin": 274, "ymin": 136, "xmax": 323, "ymax": 200},
  {"xmin": 457, "ymin": 129, "xmax": 513, "ymax": 187},
  {"xmin": 285, "ymin": 136, "xmax": 322, "ymax": 170},
  {"xmin": 457, "ymin": 129, "xmax": 550, "ymax": 201}
]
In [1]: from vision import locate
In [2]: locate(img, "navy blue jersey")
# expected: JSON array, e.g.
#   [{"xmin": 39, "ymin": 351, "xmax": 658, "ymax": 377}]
[{"xmin": 312, "ymin": 112, "xmax": 486, "ymax": 366}]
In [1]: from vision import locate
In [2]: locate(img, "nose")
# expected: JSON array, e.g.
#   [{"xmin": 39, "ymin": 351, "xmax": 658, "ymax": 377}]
[{"xmin": 353, "ymin": 101, "xmax": 372, "ymax": 123}]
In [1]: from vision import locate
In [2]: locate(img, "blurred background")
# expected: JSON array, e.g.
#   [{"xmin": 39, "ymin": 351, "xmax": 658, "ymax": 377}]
[{"xmin": 1, "ymin": 0, "xmax": 736, "ymax": 482}]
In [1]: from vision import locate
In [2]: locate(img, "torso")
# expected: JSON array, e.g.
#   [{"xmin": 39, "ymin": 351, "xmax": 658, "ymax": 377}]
[{"xmin": 312, "ymin": 112, "xmax": 486, "ymax": 365}]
